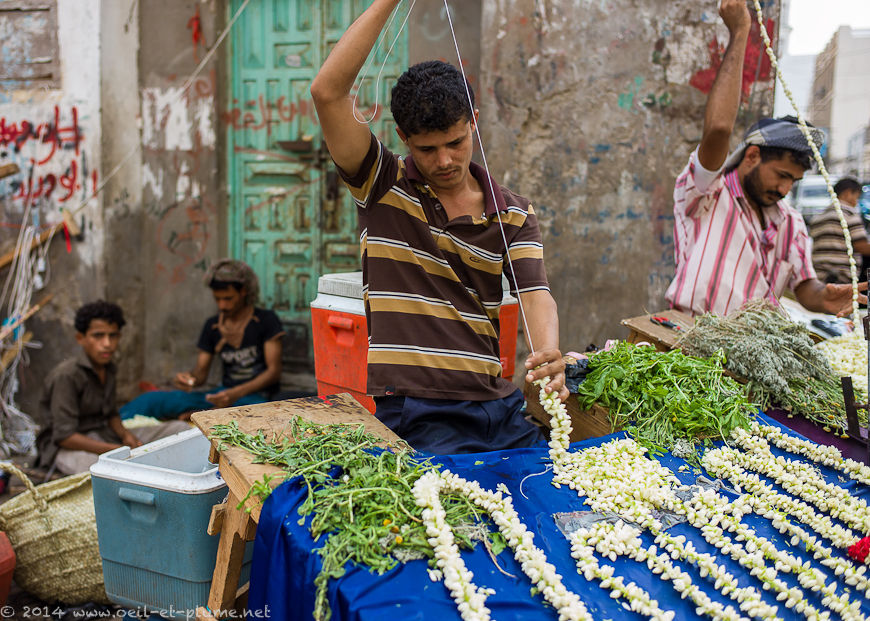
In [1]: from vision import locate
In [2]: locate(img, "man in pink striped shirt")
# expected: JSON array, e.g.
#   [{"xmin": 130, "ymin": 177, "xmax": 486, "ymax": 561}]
[{"xmin": 665, "ymin": 0, "xmax": 864, "ymax": 318}]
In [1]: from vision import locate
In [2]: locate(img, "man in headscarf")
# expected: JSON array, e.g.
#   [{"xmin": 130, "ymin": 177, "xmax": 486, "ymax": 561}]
[
  {"xmin": 120, "ymin": 259, "xmax": 285, "ymax": 420},
  {"xmin": 665, "ymin": 0, "xmax": 866, "ymax": 317}
]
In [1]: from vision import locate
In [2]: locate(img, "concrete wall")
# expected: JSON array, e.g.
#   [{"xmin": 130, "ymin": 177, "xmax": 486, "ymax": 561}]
[
  {"xmin": 1, "ymin": 0, "xmax": 105, "ymax": 418},
  {"xmin": 135, "ymin": 0, "xmax": 223, "ymax": 392},
  {"xmin": 408, "ymin": 0, "xmax": 481, "ymax": 96},
  {"xmin": 480, "ymin": 0, "xmax": 779, "ymax": 354}
]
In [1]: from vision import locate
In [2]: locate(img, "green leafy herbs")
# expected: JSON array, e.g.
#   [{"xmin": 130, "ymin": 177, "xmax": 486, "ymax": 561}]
[
  {"xmin": 210, "ymin": 418, "xmax": 488, "ymax": 621},
  {"xmin": 677, "ymin": 300, "xmax": 858, "ymax": 433},
  {"xmin": 574, "ymin": 342, "xmax": 757, "ymax": 463}
]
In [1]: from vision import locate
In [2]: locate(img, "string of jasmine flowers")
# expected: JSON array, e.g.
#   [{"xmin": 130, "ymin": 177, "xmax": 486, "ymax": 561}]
[
  {"xmin": 534, "ymin": 378, "xmax": 868, "ymax": 618},
  {"xmin": 712, "ymin": 441, "xmax": 870, "ymax": 536},
  {"xmin": 745, "ymin": 423, "xmax": 870, "ymax": 488},
  {"xmin": 751, "ymin": 0, "xmax": 860, "ymax": 321},
  {"xmin": 412, "ymin": 469, "xmax": 592, "ymax": 621},
  {"xmin": 571, "ymin": 520, "xmax": 747, "ymax": 621},
  {"xmin": 688, "ymin": 488, "xmax": 865, "ymax": 619},
  {"xmin": 535, "ymin": 379, "xmax": 785, "ymax": 617},
  {"xmin": 703, "ymin": 447, "xmax": 870, "ymax": 598}
]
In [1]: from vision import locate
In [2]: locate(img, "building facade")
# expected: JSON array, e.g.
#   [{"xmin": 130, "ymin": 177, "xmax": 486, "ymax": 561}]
[
  {"xmin": 809, "ymin": 26, "xmax": 870, "ymax": 173},
  {"xmin": 0, "ymin": 0, "xmax": 779, "ymax": 425}
]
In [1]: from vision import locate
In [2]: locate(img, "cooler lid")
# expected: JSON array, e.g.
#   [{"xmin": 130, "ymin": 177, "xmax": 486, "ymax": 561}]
[
  {"xmin": 317, "ymin": 271, "xmax": 363, "ymax": 299},
  {"xmin": 90, "ymin": 428, "xmax": 226, "ymax": 494}
]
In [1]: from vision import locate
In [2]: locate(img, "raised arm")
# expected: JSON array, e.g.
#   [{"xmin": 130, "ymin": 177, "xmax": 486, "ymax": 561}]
[
  {"xmin": 697, "ymin": 0, "xmax": 751, "ymax": 171},
  {"xmin": 310, "ymin": 0, "xmax": 402, "ymax": 176}
]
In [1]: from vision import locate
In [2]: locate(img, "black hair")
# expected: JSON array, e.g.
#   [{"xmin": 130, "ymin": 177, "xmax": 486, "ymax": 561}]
[
  {"xmin": 74, "ymin": 300, "xmax": 126, "ymax": 334},
  {"xmin": 208, "ymin": 279, "xmax": 243, "ymax": 293},
  {"xmin": 757, "ymin": 145, "xmax": 814, "ymax": 172},
  {"xmin": 390, "ymin": 60, "xmax": 475, "ymax": 136},
  {"xmin": 834, "ymin": 177, "xmax": 862, "ymax": 196}
]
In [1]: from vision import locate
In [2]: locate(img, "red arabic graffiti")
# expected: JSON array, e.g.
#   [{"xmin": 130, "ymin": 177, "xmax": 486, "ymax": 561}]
[
  {"xmin": 0, "ymin": 106, "xmax": 83, "ymax": 165},
  {"xmin": 689, "ymin": 18, "xmax": 775, "ymax": 97},
  {"xmin": 10, "ymin": 156, "xmax": 99, "ymax": 203},
  {"xmin": 222, "ymin": 95, "xmax": 317, "ymax": 134},
  {"xmin": 222, "ymin": 95, "xmax": 382, "ymax": 134}
]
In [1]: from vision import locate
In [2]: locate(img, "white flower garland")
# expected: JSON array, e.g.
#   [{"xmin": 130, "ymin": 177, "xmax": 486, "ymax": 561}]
[
  {"xmin": 704, "ymin": 447, "xmax": 858, "ymax": 551},
  {"xmin": 412, "ymin": 469, "xmax": 592, "ymax": 621},
  {"xmin": 546, "ymin": 434, "xmax": 790, "ymax": 618},
  {"xmin": 715, "ymin": 439, "xmax": 870, "ymax": 536},
  {"xmin": 535, "ymin": 378, "xmax": 870, "ymax": 619},
  {"xmin": 815, "ymin": 335, "xmax": 868, "ymax": 399},
  {"xmin": 751, "ymin": 0, "xmax": 860, "ymax": 321},
  {"xmin": 747, "ymin": 423, "xmax": 870, "ymax": 488},
  {"xmin": 571, "ymin": 520, "xmax": 719, "ymax": 621},
  {"xmin": 688, "ymin": 488, "xmax": 864, "ymax": 619}
]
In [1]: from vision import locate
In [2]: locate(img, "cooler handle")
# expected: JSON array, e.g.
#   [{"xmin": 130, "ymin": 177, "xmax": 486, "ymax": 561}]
[
  {"xmin": 118, "ymin": 487, "xmax": 156, "ymax": 506},
  {"xmin": 327, "ymin": 316, "xmax": 354, "ymax": 331}
]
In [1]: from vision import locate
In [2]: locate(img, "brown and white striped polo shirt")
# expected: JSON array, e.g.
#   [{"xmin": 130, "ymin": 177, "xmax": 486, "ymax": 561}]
[{"xmin": 337, "ymin": 134, "xmax": 550, "ymax": 401}]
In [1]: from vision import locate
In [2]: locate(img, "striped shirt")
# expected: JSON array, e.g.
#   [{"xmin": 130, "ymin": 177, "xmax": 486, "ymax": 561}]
[
  {"xmin": 666, "ymin": 149, "xmax": 816, "ymax": 317},
  {"xmin": 809, "ymin": 204, "xmax": 867, "ymax": 284},
  {"xmin": 337, "ymin": 134, "xmax": 550, "ymax": 401}
]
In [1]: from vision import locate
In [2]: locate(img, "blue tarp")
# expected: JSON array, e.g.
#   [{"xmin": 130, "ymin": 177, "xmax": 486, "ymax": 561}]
[{"xmin": 248, "ymin": 414, "xmax": 870, "ymax": 620}]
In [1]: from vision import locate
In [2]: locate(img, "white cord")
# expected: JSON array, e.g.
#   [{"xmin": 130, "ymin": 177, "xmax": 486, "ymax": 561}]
[
  {"xmin": 352, "ymin": 0, "xmax": 418, "ymax": 125},
  {"xmin": 442, "ymin": 0, "xmax": 536, "ymax": 355}
]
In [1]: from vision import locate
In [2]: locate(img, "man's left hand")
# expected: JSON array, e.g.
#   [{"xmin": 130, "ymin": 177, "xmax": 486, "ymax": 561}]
[
  {"xmin": 205, "ymin": 389, "xmax": 238, "ymax": 409},
  {"xmin": 524, "ymin": 349, "xmax": 568, "ymax": 402},
  {"xmin": 820, "ymin": 281, "xmax": 868, "ymax": 317}
]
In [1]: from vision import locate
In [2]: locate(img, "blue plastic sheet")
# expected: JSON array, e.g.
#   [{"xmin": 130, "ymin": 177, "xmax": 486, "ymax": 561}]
[{"xmin": 248, "ymin": 414, "xmax": 870, "ymax": 620}]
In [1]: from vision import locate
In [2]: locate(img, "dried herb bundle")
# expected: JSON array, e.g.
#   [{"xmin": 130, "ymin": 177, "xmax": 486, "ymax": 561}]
[
  {"xmin": 678, "ymin": 300, "xmax": 854, "ymax": 432},
  {"xmin": 210, "ymin": 418, "xmax": 490, "ymax": 621}
]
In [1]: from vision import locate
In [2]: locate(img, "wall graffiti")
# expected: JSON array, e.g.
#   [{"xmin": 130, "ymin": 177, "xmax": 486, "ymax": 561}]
[
  {"xmin": 690, "ymin": 18, "xmax": 775, "ymax": 96},
  {"xmin": 221, "ymin": 94, "xmax": 384, "ymax": 134},
  {"xmin": 0, "ymin": 105, "xmax": 98, "ymax": 205}
]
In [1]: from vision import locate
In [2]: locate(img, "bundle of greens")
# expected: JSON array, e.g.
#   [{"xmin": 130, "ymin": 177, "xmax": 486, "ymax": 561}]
[
  {"xmin": 677, "ymin": 299, "xmax": 855, "ymax": 432},
  {"xmin": 574, "ymin": 341, "xmax": 757, "ymax": 463},
  {"xmin": 210, "ymin": 418, "xmax": 493, "ymax": 621}
]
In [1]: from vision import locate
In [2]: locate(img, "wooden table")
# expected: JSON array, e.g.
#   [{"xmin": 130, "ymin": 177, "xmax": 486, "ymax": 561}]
[
  {"xmin": 190, "ymin": 394, "xmax": 400, "ymax": 621},
  {"xmin": 620, "ymin": 309, "xmax": 694, "ymax": 351}
]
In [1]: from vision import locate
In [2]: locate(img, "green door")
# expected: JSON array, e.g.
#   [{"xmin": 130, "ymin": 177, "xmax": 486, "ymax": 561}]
[{"xmin": 227, "ymin": 0, "xmax": 407, "ymax": 363}]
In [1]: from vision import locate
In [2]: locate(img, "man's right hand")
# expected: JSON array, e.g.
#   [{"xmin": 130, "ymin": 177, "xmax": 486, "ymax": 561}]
[
  {"xmin": 720, "ymin": 0, "xmax": 751, "ymax": 35},
  {"xmin": 174, "ymin": 372, "xmax": 197, "ymax": 390}
]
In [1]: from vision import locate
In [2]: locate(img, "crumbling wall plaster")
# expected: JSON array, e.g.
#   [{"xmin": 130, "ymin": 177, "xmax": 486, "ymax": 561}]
[{"xmin": 481, "ymin": 0, "xmax": 778, "ymax": 354}]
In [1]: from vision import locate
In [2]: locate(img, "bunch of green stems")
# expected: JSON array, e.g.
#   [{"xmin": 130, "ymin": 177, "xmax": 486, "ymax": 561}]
[{"xmin": 210, "ymin": 418, "xmax": 487, "ymax": 621}]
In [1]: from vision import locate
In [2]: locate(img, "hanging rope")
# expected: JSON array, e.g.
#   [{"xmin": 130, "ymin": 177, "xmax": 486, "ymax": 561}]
[
  {"xmin": 750, "ymin": 0, "xmax": 860, "ymax": 323},
  {"xmin": 441, "ymin": 0, "xmax": 537, "ymax": 354}
]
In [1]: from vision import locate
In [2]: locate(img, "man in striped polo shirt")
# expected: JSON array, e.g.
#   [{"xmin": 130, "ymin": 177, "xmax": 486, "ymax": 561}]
[
  {"xmin": 810, "ymin": 178, "xmax": 870, "ymax": 285},
  {"xmin": 311, "ymin": 0, "xmax": 566, "ymax": 453},
  {"xmin": 665, "ymin": 0, "xmax": 865, "ymax": 318}
]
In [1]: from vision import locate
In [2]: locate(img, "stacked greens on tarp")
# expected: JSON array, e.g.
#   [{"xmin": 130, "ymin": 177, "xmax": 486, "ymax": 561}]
[
  {"xmin": 210, "ymin": 418, "xmax": 495, "ymax": 621},
  {"xmin": 574, "ymin": 341, "xmax": 757, "ymax": 464},
  {"xmin": 678, "ymin": 299, "xmax": 854, "ymax": 433}
]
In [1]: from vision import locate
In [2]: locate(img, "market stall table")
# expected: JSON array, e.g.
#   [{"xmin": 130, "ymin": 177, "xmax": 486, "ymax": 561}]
[
  {"xmin": 246, "ymin": 413, "xmax": 870, "ymax": 621},
  {"xmin": 190, "ymin": 394, "xmax": 400, "ymax": 621},
  {"xmin": 620, "ymin": 309, "xmax": 694, "ymax": 351}
]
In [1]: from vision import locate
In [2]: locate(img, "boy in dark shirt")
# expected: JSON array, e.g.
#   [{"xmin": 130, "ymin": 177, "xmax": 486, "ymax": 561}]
[
  {"xmin": 120, "ymin": 259, "xmax": 284, "ymax": 420},
  {"xmin": 37, "ymin": 301, "xmax": 190, "ymax": 475}
]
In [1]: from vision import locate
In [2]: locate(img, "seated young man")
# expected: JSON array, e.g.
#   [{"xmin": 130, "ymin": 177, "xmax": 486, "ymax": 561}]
[
  {"xmin": 120, "ymin": 259, "xmax": 285, "ymax": 420},
  {"xmin": 36, "ymin": 301, "xmax": 190, "ymax": 475}
]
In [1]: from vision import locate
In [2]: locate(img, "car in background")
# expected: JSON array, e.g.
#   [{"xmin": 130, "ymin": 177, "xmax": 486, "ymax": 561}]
[
  {"xmin": 791, "ymin": 174, "xmax": 837, "ymax": 225},
  {"xmin": 860, "ymin": 183, "xmax": 870, "ymax": 224}
]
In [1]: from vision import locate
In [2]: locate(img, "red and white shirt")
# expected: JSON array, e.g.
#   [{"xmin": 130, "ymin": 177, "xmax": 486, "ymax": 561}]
[{"xmin": 665, "ymin": 149, "xmax": 816, "ymax": 317}]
